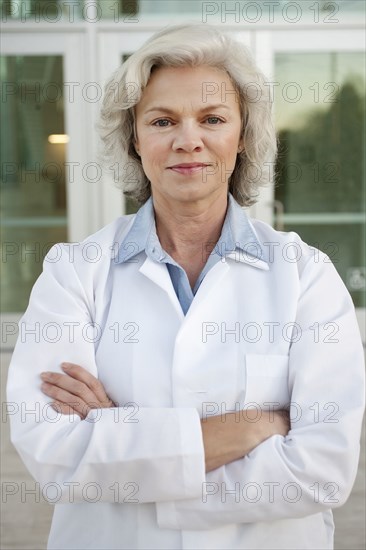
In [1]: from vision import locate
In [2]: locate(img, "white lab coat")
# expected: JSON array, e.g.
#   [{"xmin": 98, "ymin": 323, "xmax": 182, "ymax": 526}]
[{"xmin": 7, "ymin": 212, "xmax": 365, "ymax": 550}]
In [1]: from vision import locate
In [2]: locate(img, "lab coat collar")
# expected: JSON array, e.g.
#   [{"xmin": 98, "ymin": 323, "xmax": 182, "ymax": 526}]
[{"xmin": 115, "ymin": 193, "xmax": 269, "ymax": 268}]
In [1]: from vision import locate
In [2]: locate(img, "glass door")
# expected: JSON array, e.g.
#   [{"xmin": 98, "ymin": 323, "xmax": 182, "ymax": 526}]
[
  {"xmin": 1, "ymin": 30, "xmax": 95, "ymax": 323},
  {"xmin": 1, "ymin": 54, "xmax": 67, "ymax": 312},
  {"xmin": 255, "ymin": 28, "xmax": 365, "ymax": 336},
  {"xmin": 275, "ymin": 50, "xmax": 365, "ymax": 310}
]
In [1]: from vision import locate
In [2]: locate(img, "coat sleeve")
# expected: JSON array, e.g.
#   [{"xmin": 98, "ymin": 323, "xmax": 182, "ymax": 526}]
[
  {"xmin": 6, "ymin": 244, "xmax": 205, "ymax": 504},
  {"xmin": 156, "ymin": 253, "xmax": 365, "ymax": 529}
]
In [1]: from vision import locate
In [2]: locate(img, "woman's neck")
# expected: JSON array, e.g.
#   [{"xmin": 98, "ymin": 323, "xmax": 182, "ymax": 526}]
[{"xmin": 153, "ymin": 192, "xmax": 228, "ymax": 261}]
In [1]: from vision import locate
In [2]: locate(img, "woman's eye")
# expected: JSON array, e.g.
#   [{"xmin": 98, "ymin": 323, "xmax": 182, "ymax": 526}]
[
  {"xmin": 152, "ymin": 119, "xmax": 171, "ymax": 127},
  {"xmin": 152, "ymin": 117, "xmax": 223, "ymax": 127},
  {"xmin": 206, "ymin": 116, "xmax": 223, "ymax": 124}
]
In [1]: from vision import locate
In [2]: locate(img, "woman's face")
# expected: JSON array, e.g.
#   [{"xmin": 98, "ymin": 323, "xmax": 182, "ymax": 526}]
[{"xmin": 134, "ymin": 65, "xmax": 243, "ymax": 206}]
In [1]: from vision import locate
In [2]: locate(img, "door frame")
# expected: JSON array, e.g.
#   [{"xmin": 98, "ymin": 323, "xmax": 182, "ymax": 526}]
[
  {"xmin": 254, "ymin": 27, "xmax": 366, "ymax": 340},
  {"xmin": 1, "ymin": 27, "xmax": 102, "ymax": 242}
]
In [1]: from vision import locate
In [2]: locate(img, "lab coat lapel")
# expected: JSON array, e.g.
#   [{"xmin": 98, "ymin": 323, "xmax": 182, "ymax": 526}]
[
  {"xmin": 139, "ymin": 255, "xmax": 184, "ymax": 320},
  {"xmin": 183, "ymin": 260, "xmax": 230, "ymax": 321},
  {"xmin": 226, "ymin": 250, "xmax": 270, "ymax": 271},
  {"xmin": 138, "ymin": 255, "xmax": 231, "ymax": 322},
  {"xmin": 184, "ymin": 249, "xmax": 269, "ymax": 321}
]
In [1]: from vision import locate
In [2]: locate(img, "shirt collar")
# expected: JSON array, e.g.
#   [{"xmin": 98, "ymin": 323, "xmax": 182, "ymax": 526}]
[
  {"xmin": 116, "ymin": 193, "xmax": 267, "ymax": 264},
  {"xmin": 226, "ymin": 193, "xmax": 268, "ymax": 263}
]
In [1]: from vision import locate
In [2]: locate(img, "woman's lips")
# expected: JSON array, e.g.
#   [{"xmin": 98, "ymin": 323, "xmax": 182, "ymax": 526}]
[{"xmin": 168, "ymin": 164, "xmax": 209, "ymax": 175}]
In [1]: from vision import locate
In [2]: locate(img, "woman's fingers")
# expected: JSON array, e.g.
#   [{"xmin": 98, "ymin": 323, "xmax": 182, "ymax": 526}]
[
  {"xmin": 61, "ymin": 362, "xmax": 115, "ymax": 406},
  {"xmin": 41, "ymin": 381, "xmax": 90, "ymax": 418},
  {"xmin": 40, "ymin": 363, "xmax": 115, "ymax": 420},
  {"xmin": 40, "ymin": 371, "xmax": 99, "ymax": 405}
]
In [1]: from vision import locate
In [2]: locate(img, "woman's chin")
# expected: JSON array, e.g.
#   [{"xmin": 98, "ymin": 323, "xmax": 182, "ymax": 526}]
[{"xmin": 154, "ymin": 181, "xmax": 223, "ymax": 204}]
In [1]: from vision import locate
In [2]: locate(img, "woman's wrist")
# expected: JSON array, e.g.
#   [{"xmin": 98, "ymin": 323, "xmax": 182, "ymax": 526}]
[{"xmin": 201, "ymin": 409, "xmax": 290, "ymax": 473}]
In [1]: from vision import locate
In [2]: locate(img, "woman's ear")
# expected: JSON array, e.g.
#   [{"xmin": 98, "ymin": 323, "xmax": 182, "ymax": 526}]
[{"xmin": 133, "ymin": 141, "xmax": 140, "ymax": 157}]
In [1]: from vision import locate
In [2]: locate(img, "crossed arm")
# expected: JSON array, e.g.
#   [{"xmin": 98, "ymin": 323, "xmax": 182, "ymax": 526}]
[{"xmin": 40, "ymin": 362, "xmax": 290, "ymax": 473}]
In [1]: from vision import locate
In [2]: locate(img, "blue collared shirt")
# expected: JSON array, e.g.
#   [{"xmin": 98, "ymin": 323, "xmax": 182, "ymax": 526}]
[{"xmin": 117, "ymin": 193, "xmax": 264, "ymax": 315}]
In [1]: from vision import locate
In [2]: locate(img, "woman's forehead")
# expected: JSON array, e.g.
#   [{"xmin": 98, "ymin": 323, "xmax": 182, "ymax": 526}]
[
  {"xmin": 146, "ymin": 64, "xmax": 231, "ymax": 86},
  {"xmin": 136, "ymin": 65, "xmax": 240, "ymax": 112}
]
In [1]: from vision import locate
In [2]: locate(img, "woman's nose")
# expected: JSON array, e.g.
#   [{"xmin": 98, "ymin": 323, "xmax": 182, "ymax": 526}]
[{"xmin": 172, "ymin": 122, "xmax": 204, "ymax": 152}]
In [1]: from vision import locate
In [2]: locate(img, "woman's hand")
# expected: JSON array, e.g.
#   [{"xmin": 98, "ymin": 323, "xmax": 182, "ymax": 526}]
[
  {"xmin": 201, "ymin": 408, "xmax": 290, "ymax": 472},
  {"xmin": 40, "ymin": 363, "xmax": 115, "ymax": 419}
]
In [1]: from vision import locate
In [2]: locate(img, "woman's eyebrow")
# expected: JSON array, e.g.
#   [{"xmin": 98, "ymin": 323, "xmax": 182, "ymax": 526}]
[{"xmin": 143, "ymin": 104, "xmax": 231, "ymax": 115}]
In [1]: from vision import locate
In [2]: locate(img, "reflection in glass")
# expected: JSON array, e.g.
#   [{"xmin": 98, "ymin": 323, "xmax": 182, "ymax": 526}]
[
  {"xmin": 0, "ymin": 56, "xmax": 67, "ymax": 312},
  {"xmin": 95, "ymin": 0, "xmax": 365, "ymax": 19},
  {"xmin": 1, "ymin": 0, "xmax": 83, "ymax": 20},
  {"xmin": 96, "ymin": 0, "xmax": 202, "ymax": 19},
  {"xmin": 97, "ymin": 0, "xmax": 139, "ymax": 19},
  {"xmin": 3, "ymin": 0, "xmax": 363, "ymax": 20},
  {"xmin": 275, "ymin": 52, "xmax": 365, "ymax": 306}
]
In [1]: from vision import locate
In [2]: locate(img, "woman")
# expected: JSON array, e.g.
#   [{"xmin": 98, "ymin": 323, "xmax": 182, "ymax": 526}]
[{"xmin": 7, "ymin": 24, "xmax": 365, "ymax": 550}]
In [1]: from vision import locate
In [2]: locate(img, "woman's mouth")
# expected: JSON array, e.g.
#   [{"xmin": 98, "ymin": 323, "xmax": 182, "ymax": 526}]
[{"xmin": 168, "ymin": 163, "xmax": 209, "ymax": 175}]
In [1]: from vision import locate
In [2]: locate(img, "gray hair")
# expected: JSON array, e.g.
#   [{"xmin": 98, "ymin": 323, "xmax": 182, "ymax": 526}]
[{"xmin": 98, "ymin": 23, "xmax": 277, "ymax": 207}]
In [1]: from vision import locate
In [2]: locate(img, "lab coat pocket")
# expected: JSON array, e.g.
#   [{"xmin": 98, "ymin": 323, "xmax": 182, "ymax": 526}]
[{"xmin": 244, "ymin": 354, "xmax": 290, "ymax": 410}]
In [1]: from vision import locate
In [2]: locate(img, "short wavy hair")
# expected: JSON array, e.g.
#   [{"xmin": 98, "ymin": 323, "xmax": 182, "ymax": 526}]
[{"xmin": 98, "ymin": 23, "xmax": 277, "ymax": 207}]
